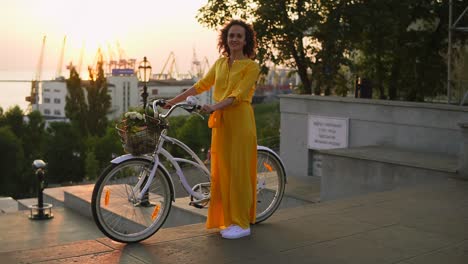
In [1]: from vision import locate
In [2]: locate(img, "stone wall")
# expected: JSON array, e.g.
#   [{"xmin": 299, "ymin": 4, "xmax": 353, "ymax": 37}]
[{"xmin": 279, "ymin": 95, "xmax": 468, "ymax": 178}]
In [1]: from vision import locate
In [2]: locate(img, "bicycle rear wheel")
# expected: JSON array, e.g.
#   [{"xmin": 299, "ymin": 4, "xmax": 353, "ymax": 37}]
[
  {"xmin": 255, "ymin": 149, "xmax": 286, "ymax": 223},
  {"xmin": 91, "ymin": 158, "xmax": 172, "ymax": 243}
]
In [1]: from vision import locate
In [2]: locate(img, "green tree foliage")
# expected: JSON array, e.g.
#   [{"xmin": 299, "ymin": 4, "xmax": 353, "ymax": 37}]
[
  {"xmin": 65, "ymin": 66, "xmax": 88, "ymax": 135},
  {"xmin": 0, "ymin": 126, "xmax": 27, "ymax": 198},
  {"xmin": 44, "ymin": 122, "xmax": 85, "ymax": 184},
  {"xmin": 85, "ymin": 125, "xmax": 123, "ymax": 179},
  {"xmin": 198, "ymin": 0, "xmax": 468, "ymax": 101},
  {"xmin": 85, "ymin": 150, "xmax": 99, "ymax": 180},
  {"xmin": 4, "ymin": 106, "xmax": 25, "ymax": 139},
  {"xmin": 344, "ymin": 0, "xmax": 468, "ymax": 101},
  {"xmin": 65, "ymin": 63, "xmax": 111, "ymax": 137},
  {"xmin": 93, "ymin": 124, "xmax": 124, "ymax": 169},
  {"xmin": 87, "ymin": 62, "xmax": 111, "ymax": 136},
  {"xmin": 198, "ymin": 0, "xmax": 321, "ymax": 94},
  {"xmin": 0, "ymin": 107, "xmax": 4, "ymax": 127},
  {"xmin": 254, "ymin": 102, "xmax": 280, "ymax": 150},
  {"xmin": 0, "ymin": 107, "xmax": 44, "ymax": 198},
  {"xmin": 22, "ymin": 110, "xmax": 46, "ymax": 168},
  {"xmin": 312, "ymin": 0, "xmax": 353, "ymax": 96}
]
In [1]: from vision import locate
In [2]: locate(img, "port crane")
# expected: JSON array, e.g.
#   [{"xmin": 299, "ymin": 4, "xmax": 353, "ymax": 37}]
[
  {"xmin": 155, "ymin": 51, "xmax": 180, "ymax": 80},
  {"xmin": 55, "ymin": 36, "xmax": 66, "ymax": 80},
  {"xmin": 190, "ymin": 48, "xmax": 210, "ymax": 79},
  {"xmin": 26, "ymin": 35, "xmax": 46, "ymax": 111},
  {"xmin": 77, "ymin": 42, "xmax": 85, "ymax": 76}
]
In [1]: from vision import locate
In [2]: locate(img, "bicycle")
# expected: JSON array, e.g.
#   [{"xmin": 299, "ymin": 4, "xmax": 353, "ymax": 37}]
[{"xmin": 91, "ymin": 97, "xmax": 287, "ymax": 243}]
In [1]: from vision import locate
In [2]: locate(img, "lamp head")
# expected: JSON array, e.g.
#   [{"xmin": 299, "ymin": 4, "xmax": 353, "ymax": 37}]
[{"xmin": 138, "ymin": 57, "xmax": 152, "ymax": 83}]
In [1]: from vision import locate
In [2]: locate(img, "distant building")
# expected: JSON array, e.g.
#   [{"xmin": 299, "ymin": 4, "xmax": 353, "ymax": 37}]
[
  {"xmin": 33, "ymin": 72, "xmax": 212, "ymax": 123},
  {"xmin": 146, "ymin": 78, "xmax": 213, "ymax": 106},
  {"xmin": 107, "ymin": 74, "xmax": 139, "ymax": 120},
  {"xmin": 37, "ymin": 80, "xmax": 68, "ymax": 124}
]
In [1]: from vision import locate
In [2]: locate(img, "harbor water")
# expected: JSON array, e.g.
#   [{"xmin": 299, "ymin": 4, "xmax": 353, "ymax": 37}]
[{"xmin": 0, "ymin": 70, "xmax": 55, "ymax": 112}]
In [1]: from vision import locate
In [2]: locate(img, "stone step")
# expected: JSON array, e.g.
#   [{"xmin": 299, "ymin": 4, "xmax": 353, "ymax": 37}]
[
  {"xmin": 60, "ymin": 184, "xmax": 207, "ymax": 228},
  {"xmin": 17, "ymin": 192, "xmax": 66, "ymax": 211},
  {"xmin": 317, "ymin": 146, "xmax": 459, "ymax": 201},
  {"xmin": 0, "ymin": 197, "xmax": 19, "ymax": 214},
  {"xmin": 35, "ymin": 182, "xmax": 313, "ymax": 229}
]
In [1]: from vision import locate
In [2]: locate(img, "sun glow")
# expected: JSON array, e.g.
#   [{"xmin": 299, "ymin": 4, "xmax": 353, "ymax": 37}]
[{"xmin": 1, "ymin": 0, "xmax": 219, "ymax": 76}]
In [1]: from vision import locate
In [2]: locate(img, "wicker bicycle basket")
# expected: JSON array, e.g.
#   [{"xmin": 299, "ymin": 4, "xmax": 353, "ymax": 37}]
[{"xmin": 116, "ymin": 115, "xmax": 164, "ymax": 155}]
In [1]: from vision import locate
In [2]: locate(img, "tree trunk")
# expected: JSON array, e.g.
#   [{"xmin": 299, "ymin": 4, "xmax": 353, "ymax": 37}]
[{"xmin": 290, "ymin": 39, "xmax": 312, "ymax": 94}]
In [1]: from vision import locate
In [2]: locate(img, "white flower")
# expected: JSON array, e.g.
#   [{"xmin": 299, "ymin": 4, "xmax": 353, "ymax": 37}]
[
  {"xmin": 125, "ymin": 111, "xmax": 136, "ymax": 118},
  {"xmin": 124, "ymin": 111, "xmax": 145, "ymax": 120}
]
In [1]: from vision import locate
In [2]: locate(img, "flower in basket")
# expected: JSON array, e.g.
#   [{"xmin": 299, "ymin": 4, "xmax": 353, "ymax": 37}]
[{"xmin": 123, "ymin": 111, "xmax": 147, "ymax": 134}]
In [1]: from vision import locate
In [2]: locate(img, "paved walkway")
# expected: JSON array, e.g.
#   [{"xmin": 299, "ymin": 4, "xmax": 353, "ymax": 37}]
[{"xmin": 1, "ymin": 177, "xmax": 467, "ymax": 263}]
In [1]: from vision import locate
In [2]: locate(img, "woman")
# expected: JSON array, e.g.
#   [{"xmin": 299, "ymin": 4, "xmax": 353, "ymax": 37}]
[{"xmin": 166, "ymin": 19, "xmax": 260, "ymax": 239}]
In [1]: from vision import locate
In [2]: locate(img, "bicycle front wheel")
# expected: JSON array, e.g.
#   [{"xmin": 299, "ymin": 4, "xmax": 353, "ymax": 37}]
[
  {"xmin": 255, "ymin": 149, "xmax": 286, "ymax": 223},
  {"xmin": 91, "ymin": 158, "xmax": 173, "ymax": 243}
]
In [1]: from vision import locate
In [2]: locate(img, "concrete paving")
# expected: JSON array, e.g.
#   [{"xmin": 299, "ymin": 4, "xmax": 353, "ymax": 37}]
[
  {"xmin": 0, "ymin": 197, "xmax": 18, "ymax": 213},
  {"xmin": 0, "ymin": 176, "xmax": 467, "ymax": 263}
]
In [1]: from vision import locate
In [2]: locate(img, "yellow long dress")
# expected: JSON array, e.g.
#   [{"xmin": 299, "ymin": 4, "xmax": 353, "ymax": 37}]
[{"xmin": 194, "ymin": 57, "xmax": 260, "ymax": 229}]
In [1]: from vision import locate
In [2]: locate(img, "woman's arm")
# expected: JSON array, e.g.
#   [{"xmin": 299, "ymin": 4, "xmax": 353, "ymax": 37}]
[
  {"xmin": 201, "ymin": 97, "xmax": 235, "ymax": 113},
  {"xmin": 165, "ymin": 87, "xmax": 198, "ymax": 107},
  {"xmin": 166, "ymin": 59, "xmax": 219, "ymax": 108}
]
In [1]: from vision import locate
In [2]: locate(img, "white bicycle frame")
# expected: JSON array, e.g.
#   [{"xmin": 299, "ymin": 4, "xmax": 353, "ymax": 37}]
[
  {"xmin": 110, "ymin": 99, "xmax": 285, "ymax": 206},
  {"xmin": 110, "ymin": 128, "xmax": 210, "ymax": 203}
]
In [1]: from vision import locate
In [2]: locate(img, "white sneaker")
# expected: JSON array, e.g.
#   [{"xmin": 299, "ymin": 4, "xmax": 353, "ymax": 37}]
[
  {"xmin": 221, "ymin": 225, "xmax": 251, "ymax": 239},
  {"xmin": 220, "ymin": 225, "xmax": 235, "ymax": 235}
]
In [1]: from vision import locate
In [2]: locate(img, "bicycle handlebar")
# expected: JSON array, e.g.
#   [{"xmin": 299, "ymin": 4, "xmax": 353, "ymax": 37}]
[{"xmin": 149, "ymin": 97, "xmax": 203, "ymax": 120}]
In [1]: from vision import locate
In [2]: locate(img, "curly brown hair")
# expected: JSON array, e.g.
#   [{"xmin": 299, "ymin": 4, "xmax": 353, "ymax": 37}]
[{"xmin": 218, "ymin": 20, "xmax": 257, "ymax": 58}]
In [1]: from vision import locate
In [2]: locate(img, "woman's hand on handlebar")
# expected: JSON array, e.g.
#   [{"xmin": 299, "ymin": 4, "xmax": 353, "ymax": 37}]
[
  {"xmin": 201, "ymin": 104, "xmax": 215, "ymax": 114},
  {"xmin": 163, "ymin": 99, "xmax": 175, "ymax": 109}
]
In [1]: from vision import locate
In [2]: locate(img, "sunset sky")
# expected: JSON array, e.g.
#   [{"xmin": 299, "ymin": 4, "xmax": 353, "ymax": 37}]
[{"xmin": 1, "ymin": 0, "xmax": 220, "ymax": 77}]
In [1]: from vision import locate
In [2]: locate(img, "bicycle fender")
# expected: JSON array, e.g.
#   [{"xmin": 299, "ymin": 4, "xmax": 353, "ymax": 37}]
[
  {"xmin": 110, "ymin": 154, "xmax": 176, "ymax": 202},
  {"xmin": 110, "ymin": 154, "xmax": 152, "ymax": 164}
]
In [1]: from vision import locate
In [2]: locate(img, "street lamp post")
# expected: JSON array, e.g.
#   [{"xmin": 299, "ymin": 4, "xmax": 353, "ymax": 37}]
[
  {"xmin": 137, "ymin": 57, "xmax": 152, "ymax": 207},
  {"xmin": 138, "ymin": 57, "xmax": 152, "ymax": 109}
]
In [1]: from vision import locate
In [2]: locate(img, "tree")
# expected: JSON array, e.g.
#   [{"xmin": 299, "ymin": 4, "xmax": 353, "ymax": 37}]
[
  {"xmin": 92, "ymin": 124, "xmax": 124, "ymax": 170},
  {"xmin": 346, "ymin": 0, "xmax": 468, "ymax": 100},
  {"xmin": 22, "ymin": 110, "xmax": 46, "ymax": 171},
  {"xmin": 44, "ymin": 122, "xmax": 85, "ymax": 184},
  {"xmin": 65, "ymin": 62, "xmax": 111, "ymax": 137},
  {"xmin": 254, "ymin": 102, "xmax": 280, "ymax": 150},
  {"xmin": 312, "ymin": 0, "xmax": 354, "ymax": 95},
  {"xmin": 84, "ymin": 124, "xmax": 123, "ymax": 180},
  {"xmin": 0, "ymin": 108, "xmax": 44, "ymax": 198},
  {"xmin": 198, "ymin": 0, "xmax": 468, "ymax": 100},
  {"xmin": 65, "ymin": 66, "xmax": 88, "ymax": 135},
  {"xmin": 0, "ymin": 107, "xmax": 4, "ymax": 127},
  {"xmin": 87, "ymin": 61, "xmax": 111, "ymax": 136},
  {"xmin": 197, "ymin": 0, "xmax": 323, "ymax": 94},
  {"xmin": 4, "ymin": 106, "xmax": 25, "ymax": 139},
  {"xmin": 85, "ymin": 150, "xmax": 99, "ymax": 181},
  {"xmin": 0, "ymin": 126, "xmax": 27, "ymax": 198}
]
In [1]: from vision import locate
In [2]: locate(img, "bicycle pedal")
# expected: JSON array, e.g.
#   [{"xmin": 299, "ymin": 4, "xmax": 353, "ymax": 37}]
[
  {"xmin": 189, "ymin": 201, "xmax": 205, "ymax": 209},
  {"xmin": 139, "ymin": 201, "xmax": 155, "ymax": 207}
]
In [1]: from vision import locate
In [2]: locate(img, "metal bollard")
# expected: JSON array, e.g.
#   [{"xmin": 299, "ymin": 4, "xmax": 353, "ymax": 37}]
[{"xmin": 29, "ymin": 160, "xmax": 54, "ymax": 220}]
